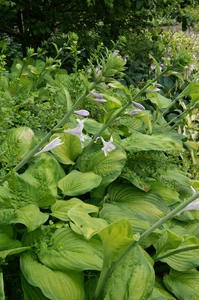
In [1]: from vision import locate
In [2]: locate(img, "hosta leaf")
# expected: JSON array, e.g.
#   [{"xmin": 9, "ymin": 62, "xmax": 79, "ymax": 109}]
[
  {"xmin": 154, "ymin": 226, "xmax": 199, "ymax": 271},
  {"xmin": 102, "ymin": 245, "xmax": 155, "ymax": 300},
  {"xmin": 79, "ymin": 149, "xmax": 126, "ymax": 189},
  {"xmin": 68, "ymin": 205, "xmax": 108, "ymax": 239},
  {"xmin": 58, "ymin": 170, "xmax": 102, "ymax": 196},
  {"xmin": 150, "ymin": 181, "xmax": 180, "ymax": 206},
  {"xmin": 147, "ymin": 92, "xmax": 172, "ymax": 109},
  {"xmin": 1, "ymin": 127, "xmax": 34, "ymax": 164},
  {"xmin": 100, "ymin": 203, "xmax": 161, "ymax": 248},
  {"xmin": 51, "ymin": 198, "xmax": 99, "ymax": 221},
  {"xmin": 21, "ymin": 273, "xmax": 49, "ymax": 300},
  {"xmin": 0, "ymin": 232, "xmax": 21, "ymax": 251},
  {"xmin": 148, "ymin": 281, "xmax": 176, "ymax": 300},
  {"xmin": 97, "ymin": 219, "xmax": 134, "ymax": 265},
  {"xmin": 84, "ymin": 119, "xmax": 109, "ymax": 136},
  {"xmin": 0, "ymin": 246, "xmax": 31, "ymax": 260},
  {"xmin": 24, "ymin": 153, "xmax": 65, "ymax": 207},
  {"xmin": 107, "ymin": 183, "xmax": 168, "ymax": 224},
  {"xmin": 121, "ymin": 132, "xmax": 184, "ymax": 152},
  {"xmin": 164, "ymin": 269, "xmax": 199, "ymax": 300},
  {"xmin": 37, "ymin": 227, "xmax": 103, "ymax": 271},
  {"xmin": 20, "ymin": 252, "xmax": 85, "ymax": 300},
  {"xmin": 7, "ymin": 204, "xmax": 48, "ymax": 232},
  {"xmin": 51, "ymin": 133, "xmax": 82, "ymax": 165}
]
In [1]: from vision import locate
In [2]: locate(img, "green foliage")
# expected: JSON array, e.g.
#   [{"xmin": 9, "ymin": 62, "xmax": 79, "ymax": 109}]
[{"xmin": 0, "ymin": 45, "xmax": 199, "ymax": 300}]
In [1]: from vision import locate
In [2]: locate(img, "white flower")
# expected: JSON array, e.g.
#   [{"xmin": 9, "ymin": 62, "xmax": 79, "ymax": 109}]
[
  {"xmin": 34, "ymin": 137, "xmax": 63, "ymax": 156},
  {"xmin": 74, "ymin": 109, "xmax": 90, "ymax": 117},
  {"xmin": 64, "ymin": 118, "xmax": 86, "ymax": 143},
  {"xmin": 177, "ymin": 187, "xmax": 199, "ymax": 215},
  {"xmin": 101, "ymin": 136, "xmax": 116, "ymax": 156}
]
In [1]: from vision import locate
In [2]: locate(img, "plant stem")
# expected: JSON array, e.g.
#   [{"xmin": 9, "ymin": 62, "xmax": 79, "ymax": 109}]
[
  {"xmin": 93, "ymin": 191, "xmax": 199, "ymax": 298},
  {"xmin": 153, "ymin": 245, "xmax": 199, "ymax": 262}
]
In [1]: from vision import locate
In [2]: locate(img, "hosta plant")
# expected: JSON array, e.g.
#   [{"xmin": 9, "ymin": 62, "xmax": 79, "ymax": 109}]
[{"xmin": 0, "ymin": 49, "xmax": 199, "ymax": 300}]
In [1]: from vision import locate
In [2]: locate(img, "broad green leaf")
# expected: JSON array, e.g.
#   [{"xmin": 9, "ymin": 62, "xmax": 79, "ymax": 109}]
[
  {"xmin": 147, "ymin": 92, "xmax": 172, "ymax": 109},
  {"xmin": 79, "ymin": 149, "xmax": 126, "ymax": 189},
  {"xmin": 6, "ymin": 204, "xmax": 48, "ymax": 232},
  {"xmin": 58, "ymin": 170, "xmax": 102, "ymax": 196},
  {"xmin": 164, "ymin": 269, "xmax": 199, "ymax": 300},
  {"xmin": 107, "ymin": 183, "xmax": 168, "ymax": 224},
  {"xmin": 121, "ymin": 132, "xmax": 184, "ymax": 152},
  {"xmin": 100, "ymin": 203, "xmax": 161, "ymax": 248},
  {"xmin": 154, "ymin": 226, "xmax": 199, "ymax": 271},
  {"xmin": 97, "ymin": 219, "xmax": 134, "ymax": 265},
  {"xmin": 22, "ymin": 228, "xmax": 43, "ymax": 246},
  {"xmin": 148, "ymin": 281, "xmax": 176, "ymax": 300},
  {"xmin": 51, "ymin": 198, "xmax": 99, "ymax": 221},
  {"xmin": 0, "ymin": 246, "xmax": 31, "ymax": 260},
  {"xmin": 102, "ymin": 94, "xmax": 122, "ymax": 109},
  {"xmin": 20, "ymin": 252, "xmax": 85, "ymax": 300},
  {"xmin": 68, "ymin": 205, "xmax": 108, "ymax": 239},
  {"xmin": 1, "ymin": 127, "xmax": 34, "ymax": 164},
  {"xmin": 51, "ymin": 133, "xmax": 82, "ymax": 165},
  {"xmin": 37, "ymin": 227, "xmax": 103, "ymax": 271},
  {"xmin": 24, "ymin": 153, "xmax": 65, "ymax": 207},
  {"xmin": 150, "ymin": 182, "xmax": 180, "ymax": 206},
  {"xmin": 102, "ymin": 245, "xmax": 155, "ymax": 300},
  {"xmin": 159, "ymin": 169, "xmax": 190, "ymax": 188},
  {"xmin": 21, "ymin": 273, "xmax": 49, "ymax": 300},
  {"xmin": 0, "ymin": 184, "xmax": 11, "ymax": 208},
  {"xmin": 0, "ymin": 232, "xmax": 21, "ymax": 251}
]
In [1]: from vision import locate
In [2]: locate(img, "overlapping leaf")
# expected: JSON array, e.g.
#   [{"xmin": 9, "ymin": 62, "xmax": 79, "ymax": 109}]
[{"xmin": 20, "ymin": 252, "xmax": 85, "ymax": 300}]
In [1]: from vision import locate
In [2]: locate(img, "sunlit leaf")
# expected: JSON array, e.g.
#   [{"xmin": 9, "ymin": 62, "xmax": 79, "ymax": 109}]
[
  {"xmin": 79, "ymin": 149, "xmax": 126, "ymax": 189},
  {"xmin": 51, "ymin": 133, "xmax": 82, "ymax": 165},
  {"xmin": 20, "ymin": 252, "xmax": 85, "ymax": 300},
  {"xmin": 68, "ymin": 205, "xmax": 108, "ymax": 239},
  {"xmin": 37, "ymin": 227, "xmax": 103, "ymax": 271},
  {"xmin": 58, "ymin": 170, "xmax": 102, "ymax": 196},
  {"xmin": 97, "ymin": 219, "xmax": 134, "ymax": 265},
  {"xmin": 51, "ymin": 198, "xmax": 99, "ymax": 221},
  {"xmin": 102, "ymin": 245, "xmax": 155, "ymax": 300},
  {"xmin": 164, "ymin": 269, "xmax": 199, "ymax": 300}
]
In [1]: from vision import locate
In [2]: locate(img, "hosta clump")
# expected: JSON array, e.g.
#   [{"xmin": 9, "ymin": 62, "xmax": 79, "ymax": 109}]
[{"xmin": 0, "ymin": 48, "xmax": 199, "ymax": 299}]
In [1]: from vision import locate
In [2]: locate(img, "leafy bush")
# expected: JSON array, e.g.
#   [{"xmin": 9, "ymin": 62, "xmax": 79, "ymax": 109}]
[{"xmin": 0, "ymin": 47, "xmax": 199, "ymax": 299}]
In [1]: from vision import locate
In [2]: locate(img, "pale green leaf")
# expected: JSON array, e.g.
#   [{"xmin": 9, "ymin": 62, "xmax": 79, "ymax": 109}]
[
  {"xmin": 150, "ymin": 181, "xmax": 180, "ymax": 206},
  {"xmin": 147, "ymin": 92, "xmax": 172, "ymax": 109},
  {"xmin": 24, "ymin": 152, "xmax": 65, "ymax": 207},
  {"xmin": 121, "ymin": 132, "xmax": 184, "ymax": 152},
  {"xmin": 21, "ymin": 273, "xmax": 49, "ymax": 300},
  {"xmin": 0, "ymin": 232, "xmax": 21, "ymax": 251},
  {"xmin": 100, "ymin": 203, "xmax": 161, "ymax": 248},
  {"xmin": 20, "ymin": 252, "xmax": 85, "ymax": 300},
  {"xmin": 79, "ymin": 149, "xmax": 126, "ymax": 189},
  {"xmin": 58, "ymin": 170, "xmax": 102, "ymax": 196},
  {"xmin": 0, "ymin": 246, "xmax": 31, "ymax": 260},
  {"xmin": 37, "ymin": 227, "xmax": 103, "ymax": 271},
  {"xmin": 98, "ymin": 219, "xmax": 134, "ymax": 265},
  {"xmin": 51, "ymin": 198, "xmax": 99, "ymax": 221},
  {"xmin": 68, "ymin": 205, "xmax": 108, "ymax": 239},
  {"xmin": 103, "ymin": 245, "xmax": 155, "ymax": 300},
  {"xmin": 164, "ymin": 269, "xmax": 199, "ymax": 300},
  {"xmin": 1, "ymin": 127, "xmax": 34, "ymax": 164},
  {"xmin": 51, "ymin": 133, "xmax": 82, "ymax": 165},
  {"xmin": 10, "ymin": 204, "xmax": 49, "ymax": 232}
]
